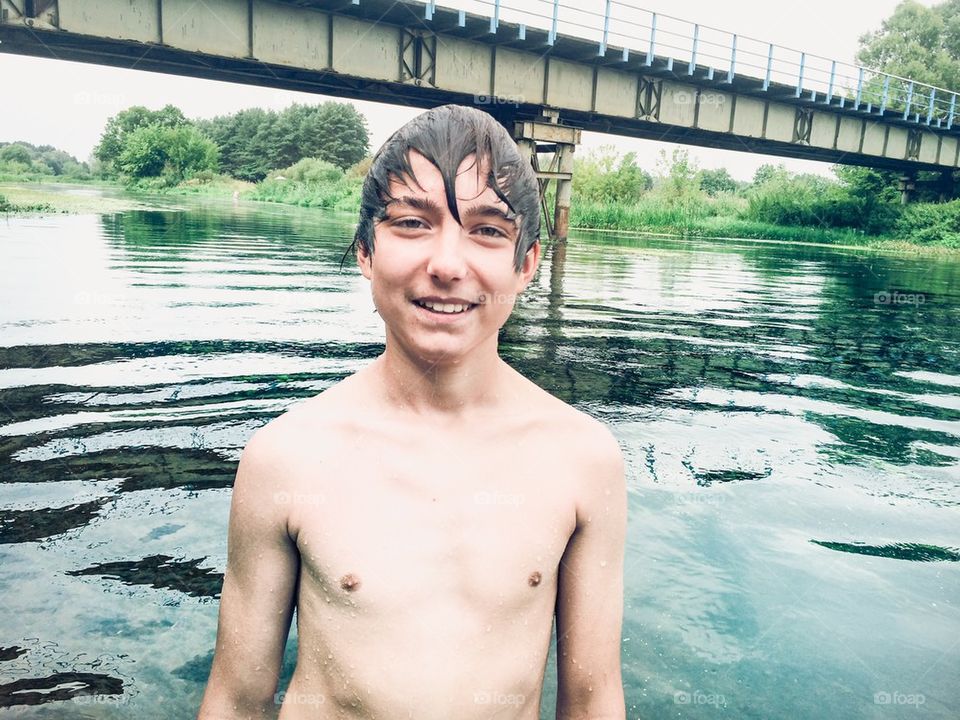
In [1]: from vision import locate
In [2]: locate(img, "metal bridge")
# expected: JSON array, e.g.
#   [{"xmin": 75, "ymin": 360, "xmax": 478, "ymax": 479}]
[{"xmin": 1, "ymin": 0, "xmax": 957, "ymax": 238}]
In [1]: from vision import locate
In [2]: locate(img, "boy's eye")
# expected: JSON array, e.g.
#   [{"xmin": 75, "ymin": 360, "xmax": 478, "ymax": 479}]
[
  {"xmin": 475, "ymin": 225, "xmax": 509, "ymax": 238},
  {"xmin": 393, "ymin": 218, "xmax": 427, "ymax": 229}
]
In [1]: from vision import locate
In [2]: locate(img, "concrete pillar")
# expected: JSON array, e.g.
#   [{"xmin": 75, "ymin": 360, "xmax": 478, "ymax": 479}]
[
  {"xmin": 553, "ymin": 144, "xmax": 575, "ymax": 242},
  {"xmin": 899, "ymin": 173, "xmax": 916, "ymax": 205},
  {"xmin": 938, "ymin": 170, "xmax": 955, "ymax": 202}
]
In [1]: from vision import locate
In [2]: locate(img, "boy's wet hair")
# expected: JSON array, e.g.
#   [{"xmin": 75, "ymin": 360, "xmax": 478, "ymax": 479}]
[{"xmin": 351, "ymin": 104, "xmax": 540, "ymax": 272}]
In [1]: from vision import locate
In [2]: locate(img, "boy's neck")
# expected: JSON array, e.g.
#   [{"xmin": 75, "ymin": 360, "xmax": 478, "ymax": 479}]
[{"xmin": 371, "ymin": 340, "xmax": 514, "ymax": 420}]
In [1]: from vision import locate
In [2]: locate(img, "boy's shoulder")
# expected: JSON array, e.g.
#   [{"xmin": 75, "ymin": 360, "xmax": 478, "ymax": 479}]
[
  {"xmin": 508, "ymin": 367, "xmax": 623, "ymax": 465},
  {"xmin": 260, "ymin": 370, "xmax": 368, "ymax": 435},
  {"xmin": 239, "ymin": 374, "xmax": 363, "ymax": 466}
]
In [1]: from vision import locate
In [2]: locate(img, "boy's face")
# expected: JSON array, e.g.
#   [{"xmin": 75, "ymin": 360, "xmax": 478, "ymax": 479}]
[{"xmin": 358, "ymin": 149, "xmax": 540, "ymax": 364}]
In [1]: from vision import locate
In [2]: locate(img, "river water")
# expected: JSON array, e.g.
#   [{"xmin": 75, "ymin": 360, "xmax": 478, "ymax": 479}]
[{"xmin": 1, "ymin": 191, "xmax": 958, "ymax": 719}]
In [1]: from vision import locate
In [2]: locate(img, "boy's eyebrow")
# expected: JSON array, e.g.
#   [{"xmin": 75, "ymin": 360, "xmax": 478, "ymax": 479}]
[
  {"xmin": 385, "ymin": 196, "xmax": 443, "ymax": 214},
  {"xmin": 461, "ymin": 203, "xmax": 518, "ymax": 225},
  {"xmin": 386, "ymin": 196, "xmax": 518, "ymax": 227}
]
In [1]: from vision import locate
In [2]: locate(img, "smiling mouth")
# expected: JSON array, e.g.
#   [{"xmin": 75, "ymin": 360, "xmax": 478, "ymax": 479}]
[{"xmin": 413, "ymin": 299, "xmax": 478, "ymax": 315}]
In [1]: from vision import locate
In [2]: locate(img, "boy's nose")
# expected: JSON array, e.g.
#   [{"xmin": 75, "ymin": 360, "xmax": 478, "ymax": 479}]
[{"xmin": 425, "ymin": 226, "xmax": 468, "ymax": 282}]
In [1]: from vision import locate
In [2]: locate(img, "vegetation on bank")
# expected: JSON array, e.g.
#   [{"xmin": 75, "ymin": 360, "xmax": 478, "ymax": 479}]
[
  {"xmin": 0, "ymin": 191, "xmax": 54, "ymax": 214},
  {"xmin": 553, "ymin": 146, "xmax": 960, "ymax": 250},
  {"xmin": 0, "ymin": 185, "xmax": 161, "ymax": 215},
  {"xmin": 0, "ymin": 141, "xmax": 91, "ymax": 182}
]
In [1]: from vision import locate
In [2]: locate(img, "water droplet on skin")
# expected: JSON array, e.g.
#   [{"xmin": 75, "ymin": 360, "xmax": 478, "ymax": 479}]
[
  {"xmin": 600, "ymin": 560, "xmax": 608, "ymax": 568},
  {"xmin": 327, "ymin": 653, "xmax": 333, "ymax": 660},
  {"xmin": 485, "ymin": 625, "xmax": 492, "ymax": 632}
]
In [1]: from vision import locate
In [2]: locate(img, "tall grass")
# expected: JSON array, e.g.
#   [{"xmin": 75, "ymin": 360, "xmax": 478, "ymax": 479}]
[
  {"xmin": 570, "ymin": 192, "xmax": 743, "ymax": 232},
  {"xmin": 568, "ymin": 201, "xmax": 884, "ymax": 247}
]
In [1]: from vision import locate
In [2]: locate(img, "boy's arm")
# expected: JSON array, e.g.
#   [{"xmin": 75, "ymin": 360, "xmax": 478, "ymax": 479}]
[
  {"xmin": 198, "ymin": 429, "xmax": 300, "ymax": 719},
  {"xmin": 555, "ymin": 423, "xmax": 628, "ymax": 720}
]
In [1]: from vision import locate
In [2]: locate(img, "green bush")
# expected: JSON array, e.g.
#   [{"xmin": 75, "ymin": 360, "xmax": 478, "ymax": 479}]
[
  {"xmin": 275, "ymin": 157, "xmax": 343, "ymax": 184},
  {"xmin": 743, "ymin": 172, "xmax": 900, "ymax": 234},
  {"xmin": 346, "ymin": 156, "xmax": 374, "ymax": 179},
  {"xmin": 191, "ymin": 169, "xmax": 217, "ymax": 184},
  {"xmin": 894, "ymin": 200, "xmax": 960, "ymax": 247}
]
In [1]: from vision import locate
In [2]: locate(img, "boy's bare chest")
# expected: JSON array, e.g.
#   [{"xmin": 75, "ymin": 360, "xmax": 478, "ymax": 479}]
[{"xmin": 286, "ymin": 433, "xmax": 579, "ymax": 616}]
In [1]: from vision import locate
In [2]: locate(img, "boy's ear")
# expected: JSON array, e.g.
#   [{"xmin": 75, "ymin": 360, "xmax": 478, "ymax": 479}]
[
  {"xmin": 516, "ymin": 239, "xmax": 541, "ymax": 290},
  {"xmin": 357, "ymin": 240, "xmax": 372, "ymax": 279}
]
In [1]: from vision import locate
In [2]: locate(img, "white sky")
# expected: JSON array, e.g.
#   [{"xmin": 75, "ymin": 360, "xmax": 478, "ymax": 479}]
[{"xmin": 0, "ymin": 0, "xmax": 936, "ymax": 180}]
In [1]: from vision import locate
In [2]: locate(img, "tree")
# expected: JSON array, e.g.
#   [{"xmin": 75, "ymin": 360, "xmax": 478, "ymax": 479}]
[
  {"xmin": 0, "ymin": 141, "xmax": 89, "ymax": 178},
  {"xmin": 857, "ymin": 0, "xmax": 960, "ymax": 91},
  {"xmin": 751, "ymin": 163, "xmax": 789, "ymax": 187},
  {"xmin": 198, "ymin": 107, "xmax": 274, "ymax": 181},
  {"xmin": 117, "ymin": 124, "xmax": 218, "ymax": 183},
  {"xmin": 307, "ymin": 102, "xmax": 370, "ymax": 170},
  {"xmin": 655, "ymin": 148, "xmax": 701, "ymax": 202},
  {"xmin": 0, "ymin": 143, "xmax": 32, "ymax": 165},
  {"xmin": 198, "ymin": 102, "xmax": 370, "ymax": 181},
  {"xmin": 572, "ymin": 145, "xmax": 652, "ymax": 203},
  {"xmin": 95, "ymin": 105, "xmax": 188, "ymax": 174},
  {"xmin": 699, "ymin": 168, "xmax": 738, "ymax": 196}
]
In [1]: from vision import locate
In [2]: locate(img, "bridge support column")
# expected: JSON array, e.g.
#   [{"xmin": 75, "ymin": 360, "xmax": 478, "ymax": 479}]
[
  {"xmin": 553, "ymin": 143, "xmax": 575, "ymax": 241},
  {"xmin": 937, "ymin": 170, "xmax": 956, "ymax": 202},
  {"xmin": 899, "ymin": 172, "xmax": 917, "ymax": 205},
  {"xmin": 514, "ymin": 110, "xmax": 581, "ymax": 242}
]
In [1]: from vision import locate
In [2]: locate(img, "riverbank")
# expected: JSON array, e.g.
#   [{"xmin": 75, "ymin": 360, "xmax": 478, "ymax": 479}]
[
  {"xmin": 3, "ymin": 178, "xmax": 958, "ymax": 256},
  {"xmin": 0, "ymin": 181, "xmax": 158, "ymax": 215}
]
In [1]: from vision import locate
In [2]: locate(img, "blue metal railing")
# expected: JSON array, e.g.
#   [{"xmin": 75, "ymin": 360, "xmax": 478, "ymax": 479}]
[{"xmin": 415, "ymin": 0, "xmax": 959, "ymax": 130}]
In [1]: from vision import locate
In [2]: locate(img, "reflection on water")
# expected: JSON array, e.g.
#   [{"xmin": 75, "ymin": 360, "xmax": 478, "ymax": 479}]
[
  {"xmin": 67, "ymin": 554, "xmax": 223, "ymax": 598},
  {"xmin": 1, "ymin": 197, "xmax": 958, "ymax": 718},
  {"xmin": 810, "ymin": 540, "xmax": 960, "ymax": 562}
]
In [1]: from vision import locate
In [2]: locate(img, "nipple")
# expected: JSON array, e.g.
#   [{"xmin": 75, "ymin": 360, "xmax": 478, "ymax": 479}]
[
  {"xmin": 340, "ymin": 573, "xmax": 361, "ymax": 592},
  {"xmin": 528, "ymin": 571, "xmax": 541, "ymax": 587}
]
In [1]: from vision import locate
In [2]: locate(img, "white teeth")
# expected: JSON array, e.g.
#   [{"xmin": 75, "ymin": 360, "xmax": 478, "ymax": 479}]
[{"xmin": 419, "ymin": 301, "xmax": 469, "ymax": 314}]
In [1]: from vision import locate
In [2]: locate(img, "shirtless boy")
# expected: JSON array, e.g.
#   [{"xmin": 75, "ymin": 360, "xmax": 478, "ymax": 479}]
[{"xmin": 198, "ymin": 104, "xmax": 627, "ymax": 720}]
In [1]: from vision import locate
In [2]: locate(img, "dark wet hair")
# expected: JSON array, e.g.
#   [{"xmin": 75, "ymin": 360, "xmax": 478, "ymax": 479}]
[{"xmin": 350, "ymin": 104, "xmax": 540, "ymax": 272}]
